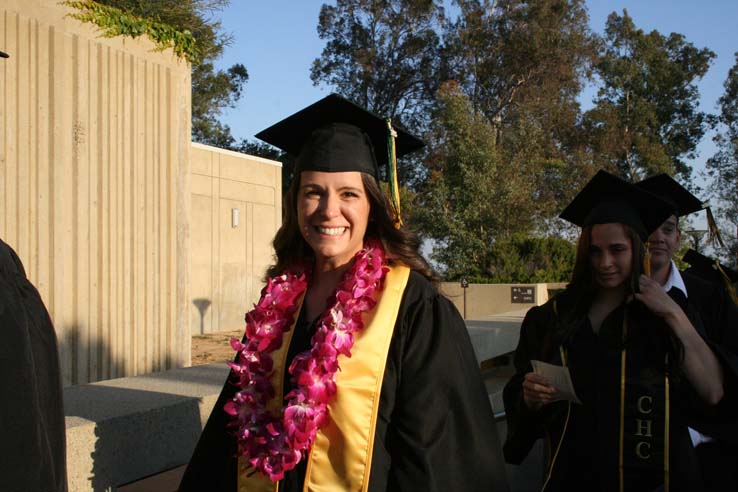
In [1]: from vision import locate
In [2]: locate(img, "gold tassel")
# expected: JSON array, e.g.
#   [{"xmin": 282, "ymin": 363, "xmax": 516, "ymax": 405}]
[
  {"xmin": 385, "ymin": 118, "xmax": 402, "ymax": 228},
  {"xmin": 644, "ymin": 242, "xmax": 651, "ymax": 277},
  {"xmin": 714, "ymin": 261, "xmax": 738, "ymax": 307},
  {"xmin": 705, "ymin": 206, "xmax": 725, "ymax": 248}
]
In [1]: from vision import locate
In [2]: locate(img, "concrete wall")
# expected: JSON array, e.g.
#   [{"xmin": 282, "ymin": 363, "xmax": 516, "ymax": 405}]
[
  {"xmin": 190, "ymin": 143, "xmax": 282, "ymax": 334},
  {"xmin": 441, "ymin": 282, "xmax": 567, "ymax": 319},
  {"xmin": 0, "ymin": 0, "xmax": 192, "ymax": 385}
]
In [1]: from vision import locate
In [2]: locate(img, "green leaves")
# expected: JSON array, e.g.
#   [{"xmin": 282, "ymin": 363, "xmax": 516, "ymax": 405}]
[
  {"xmin": 63, "ymin": 1, "xmax": 199, "ymax": 61},
  {"xmin": 584, "ymin": 10, "xmax": 715, "ymax": 181}
]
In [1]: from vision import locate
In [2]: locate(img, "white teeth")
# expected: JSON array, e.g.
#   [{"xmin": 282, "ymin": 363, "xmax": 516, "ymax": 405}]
[{"xmin": 317, "ymin": 226, "xmax": 346, "ymax": 236}]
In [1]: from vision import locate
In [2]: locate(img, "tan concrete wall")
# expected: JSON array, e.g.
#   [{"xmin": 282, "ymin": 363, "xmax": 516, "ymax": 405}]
[
  {"xmin": 440, "ymin": 282, "xmax": 567, "ymax": 319},
  {"xmin": 190, "ymin": 143, "xmax": 282, "ymax": 334},
  {"xmin": 0, "ymin": 0, "xmax": 192, "ymax": 385}
]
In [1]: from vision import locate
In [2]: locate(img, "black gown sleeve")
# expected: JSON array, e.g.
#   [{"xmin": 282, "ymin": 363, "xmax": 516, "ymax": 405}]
[
  {"xmin": 381, "ymin": 272, "xmax": 509, "ymax": 492},
  {"xmin": 501, "ymin": 304, "xmax": 550, "ymax": 465}
]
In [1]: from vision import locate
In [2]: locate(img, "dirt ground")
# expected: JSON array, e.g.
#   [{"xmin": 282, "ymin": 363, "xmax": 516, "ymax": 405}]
[{"xmin": 191, "ymin": 329, "xmax": 244, "ymax": 366}]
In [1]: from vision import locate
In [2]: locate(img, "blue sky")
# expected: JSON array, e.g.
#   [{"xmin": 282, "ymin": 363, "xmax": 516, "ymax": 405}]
[{"xmin": 214, "ymin": 1, "xmax": 738, "ymax": 182}]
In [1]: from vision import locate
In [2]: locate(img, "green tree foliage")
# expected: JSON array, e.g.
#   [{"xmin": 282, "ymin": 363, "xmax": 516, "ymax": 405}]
[
  {"xmin": 440, "ymin": 0, "xmax": 598, "ymax": 218},
  {"xmin": 88, "ymin": 0, "xmax": 248, "ymax": 147},
  {"xmin": 64, "ymin": 1, "xmax": 197, "ymax": 61},
  {"xmin": 310, "ymin": 0, "xmax": 444, "ymax": 186},
  {"xmin": 311, "ymin": 0, "xmax": 443, "ymax": 129},
  {"xmin": 414, "ymin": 83, "xmax": 540, "ymax": 278},
  {"xmin": 584, "ymin": 10, "xmax": 714, "ymax": 181},
  {"xmin": 707, "ymin": 52, "xmax": 738, "ymax": 265},
  {"xmin": 484, "ymin": 234, "xmax": 575, "ymax": 283}
]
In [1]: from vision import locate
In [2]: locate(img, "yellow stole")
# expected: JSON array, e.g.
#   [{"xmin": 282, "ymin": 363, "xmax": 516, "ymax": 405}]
[{"xmin": 237, "ymin": 265, "xmax": 411, "ymax": 492}]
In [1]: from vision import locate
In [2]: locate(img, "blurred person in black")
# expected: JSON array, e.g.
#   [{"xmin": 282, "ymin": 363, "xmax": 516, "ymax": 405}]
[{"xmin": 0, "ymin": 238, "xmax": 68, "ymax": 492}]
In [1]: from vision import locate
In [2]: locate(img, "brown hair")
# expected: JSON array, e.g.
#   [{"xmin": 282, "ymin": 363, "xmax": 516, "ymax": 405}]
[{"xmin": 266, "ymin": 172, "xmax": 437, "ymax": 284}]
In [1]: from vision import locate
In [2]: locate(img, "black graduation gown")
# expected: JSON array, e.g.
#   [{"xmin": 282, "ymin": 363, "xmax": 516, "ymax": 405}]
[
  {"xmin": 678, "ymin": 272, "xmax": 738, "ymax": 491},
  {"xmin": 179, "ymin": 270, "xmax": 508, "ymax": 492},
  {"xmin": 0, "ymin": 239, "xmax": 68, "ymax": 492},
  {"xmin": 502, "ymin": 290, "xmax": 738, "ymax": 492}
]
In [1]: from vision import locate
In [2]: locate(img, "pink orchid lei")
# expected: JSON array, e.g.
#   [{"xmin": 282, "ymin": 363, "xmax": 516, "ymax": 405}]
[{"xmin": 224, "ymin": 240, "xmax": 389, "ymax": 481}]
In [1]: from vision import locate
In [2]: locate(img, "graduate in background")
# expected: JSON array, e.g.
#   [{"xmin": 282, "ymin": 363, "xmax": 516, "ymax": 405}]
[
  {"xmin": 682, "ymin": 249, "xmax": 738, "ymax": 304},
  {"xmin": 178, "ymin": 94, "xmax": 508, "ymax": 492},
  {"xmin": 503, "ymin": 170, "xmax": 736, "ymax": 492},
  {"xmin": 634, "ymin": 174, "xmax": 738, "ymax": 492}
]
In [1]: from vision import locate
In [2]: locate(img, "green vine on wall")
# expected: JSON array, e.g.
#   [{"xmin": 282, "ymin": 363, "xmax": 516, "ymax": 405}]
[{"xmin": 62, "ymin": 1, "xmax": 198, "ymax": 62}]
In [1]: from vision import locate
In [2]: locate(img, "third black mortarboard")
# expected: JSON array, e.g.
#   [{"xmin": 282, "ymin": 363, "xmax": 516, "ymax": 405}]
[
  {"xmin": 559, "ymin": 170, "xmax": 673, "ymax": 241},
  {"xmin": 254, "ymin": 94, "xmax": 425, "ymax": 180},
  {"xmin": 682, "ymin": 249, "xmax": 738, "ymax": 283}
]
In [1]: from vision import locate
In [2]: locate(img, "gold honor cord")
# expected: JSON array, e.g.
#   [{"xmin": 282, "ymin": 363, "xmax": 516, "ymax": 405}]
[
  {"xmin": 541, "ymin": 344, "xmax": 572, "ymax": 492},
  {"xmin": 664, "ymin": 354, "xmax": 670, "ymax": 492},
  {"xmin": 705, "ymin": 205, "xmax": 726, "ymax": 248},
  {"xmin": 385, "ymin": 118, "xmax": 402, "ymax": 228},
  {"xmin": 619, "ymin": 318, "xmax": 627, "ymax": 492},
  {"xmin": 714, "ymin": 261, "xmax": 738, "ymax": 307}
]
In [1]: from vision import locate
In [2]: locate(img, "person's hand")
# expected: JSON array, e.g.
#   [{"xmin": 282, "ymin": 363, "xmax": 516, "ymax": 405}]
[
  {"xmin": 522, "ymin": 372, "xmax": 559, "ymax": 411},
  {"xmin": 634, "ymin": 274, "xmax": 681, "ymax": 320}
]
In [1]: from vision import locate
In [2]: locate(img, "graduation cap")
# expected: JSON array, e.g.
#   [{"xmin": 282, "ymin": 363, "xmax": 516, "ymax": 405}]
[
  {"xmin": 255, "ymin": 94, "xmax": 424, "ymax": 226},
  {"xmin": 635, "ymin": 173, "xmax": 724, "ymax": 247},
  {"xmin": 560, "ymin": 170, "xmax": 674, "ymax": 242},
  {"xmin": 683, "ymin": 249, "xmax": 738, "ymax": 305}
]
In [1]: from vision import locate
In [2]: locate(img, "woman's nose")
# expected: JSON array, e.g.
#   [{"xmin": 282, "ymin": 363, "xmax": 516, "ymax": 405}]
[{"xmin": 321, "ymin": 193, "xmax": 340, "ymax": 219}]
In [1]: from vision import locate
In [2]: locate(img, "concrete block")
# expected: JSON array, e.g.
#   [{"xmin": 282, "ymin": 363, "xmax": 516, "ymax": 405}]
[{"xmin": 64, "ymin": 363, "xmax": 230, "ymax": 492}]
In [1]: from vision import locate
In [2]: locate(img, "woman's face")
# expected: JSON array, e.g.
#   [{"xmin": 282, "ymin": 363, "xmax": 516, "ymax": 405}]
[
  {"xmin": 589, "ymin": 223, "xmax": 634, "ymax": 290},
  {"xmin": 297, "ymin": 171, "xmax": 371, "ymax": 270}
]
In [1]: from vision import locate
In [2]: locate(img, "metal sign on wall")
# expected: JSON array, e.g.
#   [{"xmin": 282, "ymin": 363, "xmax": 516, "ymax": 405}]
[{"xmin": 511, "ymin": 286, "xmax": 536, "ymax": 303}]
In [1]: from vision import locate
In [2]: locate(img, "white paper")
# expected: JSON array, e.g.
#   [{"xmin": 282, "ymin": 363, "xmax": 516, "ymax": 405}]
[{"xmin": 531, "ymin": 360, "xmax": 582, "ymax": 404}]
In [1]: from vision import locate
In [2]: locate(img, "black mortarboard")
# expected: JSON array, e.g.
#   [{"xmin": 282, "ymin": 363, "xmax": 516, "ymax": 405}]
[
  {"xmin": 682, "ymin": 249, "xmax": 738, "ymax": 284},
  {"xmin": 636, "ymin": 173, "xmax": 725, "ymax": 247},
  {"xmin": 254, "ymin": 94, "xmax": 424, "ymax": 180},
  {"xmin": 635, "ymin": 174, "xmax": 703, "ymax": 217},
  {"xmin": 559, "ymin": 170, "xmax": 673, "ymax": 241}
]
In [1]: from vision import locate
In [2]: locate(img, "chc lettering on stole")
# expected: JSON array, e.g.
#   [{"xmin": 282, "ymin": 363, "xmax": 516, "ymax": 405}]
[{"xmin": 634, "ymin": 395, "xmax": 653, "ymax": 459}]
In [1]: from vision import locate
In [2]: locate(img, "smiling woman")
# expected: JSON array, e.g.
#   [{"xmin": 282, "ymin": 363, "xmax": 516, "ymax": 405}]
[{"xmin": 178, "ymin": 94, "xmax": 508, "ymax": 492}]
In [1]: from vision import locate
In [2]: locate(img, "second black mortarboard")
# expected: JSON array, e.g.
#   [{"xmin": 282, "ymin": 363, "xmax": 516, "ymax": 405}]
[
  {"xmin": 635, "ymin": 173, "xmax": 724, "ymax": 247},
  {"xmin": 635, "ymin": 174, "xmax": 703, "ymax": 216},
  {"xmin": 254, "ymin": 94, "xmax": 424, "ymax": 180},
  {"xmin": 559, "ymin": 170, "xmax": 674, "ymax": 241}
]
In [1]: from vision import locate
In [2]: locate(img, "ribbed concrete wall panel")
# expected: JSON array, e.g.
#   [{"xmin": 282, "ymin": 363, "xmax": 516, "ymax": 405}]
[{"xmin": 1, "ymin": 0, "xmax": 191, "ymax": 385}]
